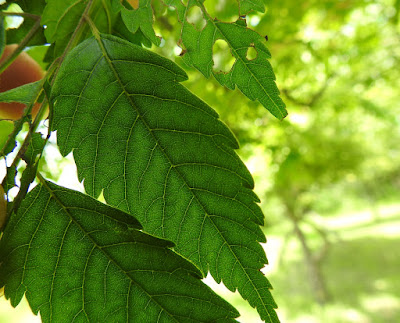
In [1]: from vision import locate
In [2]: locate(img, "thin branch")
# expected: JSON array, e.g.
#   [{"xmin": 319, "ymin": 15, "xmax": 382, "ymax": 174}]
[
  {"xmin": 51, "ymin": 0, "xmax": 95, "ymax": 85},
  {"xmin": 0, "ymin": 19, "xmax": 41, "ymax": 74},
  {"xmin": 2, "ymin": 0, "xmax": 97, "ymax": 223},
  {"xmin": 282, "ymin": 74, "xmax": 336, "ymax": 107},
  {"xmin": 0, "ymin": 11, "xmax": 41, "ymax": 21}
]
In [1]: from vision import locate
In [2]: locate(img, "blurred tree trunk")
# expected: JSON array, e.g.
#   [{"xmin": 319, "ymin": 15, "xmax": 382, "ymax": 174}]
[{"xmin": 285, "ymin": 203, "xmax": 331, "ymax": 304}]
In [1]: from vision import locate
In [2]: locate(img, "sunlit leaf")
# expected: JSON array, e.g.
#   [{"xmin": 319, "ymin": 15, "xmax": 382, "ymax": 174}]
[
  {"xmin": 165, "ymin": 0, "xmax": 286, "ymax": 120},
  {"xmin": 0, "ymin": 180, "xmax": 239, "ymax": 322},
  {"xmin": 238, "ymin": 0, "xmax": 265, "ymax": 14},
  {"xmin": 119, "ymin": 0, "xmax": 161, "ymax": 46}
]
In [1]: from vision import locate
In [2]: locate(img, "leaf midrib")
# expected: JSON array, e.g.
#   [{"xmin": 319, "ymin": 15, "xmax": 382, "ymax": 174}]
[
  {"xmin": 39, "ymin": 180, "xmax": 181, "ymax": 323},
  {"xmin": 194, "ymin": 0, "xmax": 286, "ymax": 120},
  {"xmin": 93, "ymin": 35, "xmax": 270, "ymax": 319}
]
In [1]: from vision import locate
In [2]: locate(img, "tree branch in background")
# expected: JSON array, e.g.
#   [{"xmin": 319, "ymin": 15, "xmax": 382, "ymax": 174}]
[{"xmin": 282, "ymin": 74, "xmax": 336, "ymax": 108}]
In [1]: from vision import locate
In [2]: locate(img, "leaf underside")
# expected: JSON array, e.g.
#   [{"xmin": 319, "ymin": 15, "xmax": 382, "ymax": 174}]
[
  {"xmin": 0, "ymin": 181, "xmax": 239, "ymax": 322},
  {"xmin": 51, "ymin": 34, "xmax": 278, "ymax": 322}
]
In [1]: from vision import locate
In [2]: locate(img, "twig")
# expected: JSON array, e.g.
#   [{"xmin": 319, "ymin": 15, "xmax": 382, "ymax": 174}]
[
  {"xmin": 282, "ymin": 74, "xmax": 336, "ymax": 107},
  {"xmin": 0, "ymin": 12, "xmax": 41, "ymax": 21},
  {"xmin": 51, "ymin": 0, "xmax": 95, "ymax": 85},
  {"xmin": 0, "ymin": 19, "xmax": 41, "ymax": 74}
]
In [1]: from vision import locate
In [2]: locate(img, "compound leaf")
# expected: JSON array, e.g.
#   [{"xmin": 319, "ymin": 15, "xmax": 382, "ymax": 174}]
[
  {"xmin": 165, "ymin": 0, "xmax": 286, "ymax": 120},
  {"xmin": 51, "ymin": 33, "xmax": 278, "ymax": 322},
  {"xmin": 0, "ymin": 180, "xmax": 239, "ymax": 322}
]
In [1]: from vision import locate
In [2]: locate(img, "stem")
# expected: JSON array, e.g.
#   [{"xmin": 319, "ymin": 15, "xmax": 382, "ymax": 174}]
[
  {"xmin": 36, "ymin": 172, "xmax": 46, "ymax": 184},
  {"xmin": 0, "ymin": 83, "xmax": 45, "ymax": 158},
  {"xmin": 0, "ymin": 19, "xmax": 41, "ymax": 74},
  {"xmin": 84, "ymin": 14, "xmax": 100, "ymax": 39},
  {"xmin": 0, "ymin": 12, "xmax": 41, "ymax": 21},
  {"xmin": 51, "ymin": 0, "xmax": 95, "ymax": 85},
  {"xmin": 1, "ymin": 0, "xmax": 97, "ymax": 222}
]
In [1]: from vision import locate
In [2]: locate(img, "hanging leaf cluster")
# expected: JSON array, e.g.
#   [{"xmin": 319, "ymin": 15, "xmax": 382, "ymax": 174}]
[{"xmin": 0, "ymin": 0, "xmax": 284, "ymax": 322}]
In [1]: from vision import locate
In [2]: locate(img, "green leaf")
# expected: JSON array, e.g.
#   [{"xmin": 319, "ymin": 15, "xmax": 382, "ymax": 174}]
[
  {"xmin": 238, "ymin": 0, "xmax": 265, "ymax": 15},
  {"xmin": 165, "ymin": 0, "xmax": 287, "ymax": 120},
  {"xmin": 1, "ymin": 0, "xmax": 46, "ymax": 46},
  {"xmin": 41, "ymin": 0, "xmax": 118, "ymax": 55},
  {"xmin": 0, "ymin": 16, "xmax": 5, "ymax": 57},
  {"xmin": 0, "ymin": 180, "xmax": 239, "ymax": 322},
  {"xmin": 41, "ymin": 0, "xmax": 86, "ymax": 43},
  {"xmin": 6, "ymin": 22, "xmax": 46, "ymax": 47},
  {"xmin": 0, "ymin": 81, "xmax": 41, "ymax": 105},
  {"xmin": 119, "ymin": 0, "xmax": 161, "ymax": 46},
  {"xmin": 23, "ymin": 132, "xmax": 46, "ymax": 164},
  {"xmin": 51, "ymin": 34, "xmax": 278, "ymax": 321},
  {"xmin": 1, "ymin": 0, "xmax": 45, "ymax": 14},
  {"xmin": 0, "ymin": 121, "xmax": 14, "ymax": 153},
  {"xmin": 112, "ymin": 8, "xmax": 153, "ymax": 48},
  {"xmin": 2, "ymin": 165, "xmax": 16, "ymax": 194},
  {"xmin": 0, "ymin": 117, "xmax": 26, "ymax": 157}
]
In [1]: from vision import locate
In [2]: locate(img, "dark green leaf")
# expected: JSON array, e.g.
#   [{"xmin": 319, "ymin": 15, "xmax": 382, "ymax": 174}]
[
  {"xmin": 23, "ymin": 132, "xmax": 46, "ymax": 164},
  {"xmin": 1, "ymin": 0, "xmax": 46, "ymax": 14},
  {"xmin": 41, "ymin": 0, "xmax": 86, "ymax": 44},
  {"xmin": 0, "ymin": 180, "xmax": 239, "ymax": 322},
  {"xmin": 0, "ymin": 81, "xmax": 41, "ymax": 105},
  {"xmin": 6, "ymin": 22, "xmax": 46, "ymax": 47},
  {"xmin": 0, "ymin": 16, "xmax": 5, "ymax": 57},
  {"xmin": 0, "ymin": 117, "xmax": 26, "ymax": 156},
  {"xmin": 0, "ymin": 121, "xmax": 14, "ymax": 154},
  {"xmin": 51, "ymin": 34, "xmax": 278, "ymax": 321},
  {"xmin": 112, "ymin": 11, "xmax": 153, "ymax": 47},
  {"xmin": 2, "ymin": 165, "xmax": 16, "ymax": 194},
  {"xmin": 1, "ymin": 0, "xmax": 46, "ymax": 46},
  {"xmin": 41, "ymin": 0, "xmax": 118, "ymax": 56}
]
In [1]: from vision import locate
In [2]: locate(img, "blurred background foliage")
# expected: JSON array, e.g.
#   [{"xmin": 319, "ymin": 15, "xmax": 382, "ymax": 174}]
[{"xmin": 1, "ymin": 0, "xmax": 400, "ymax": 322}]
